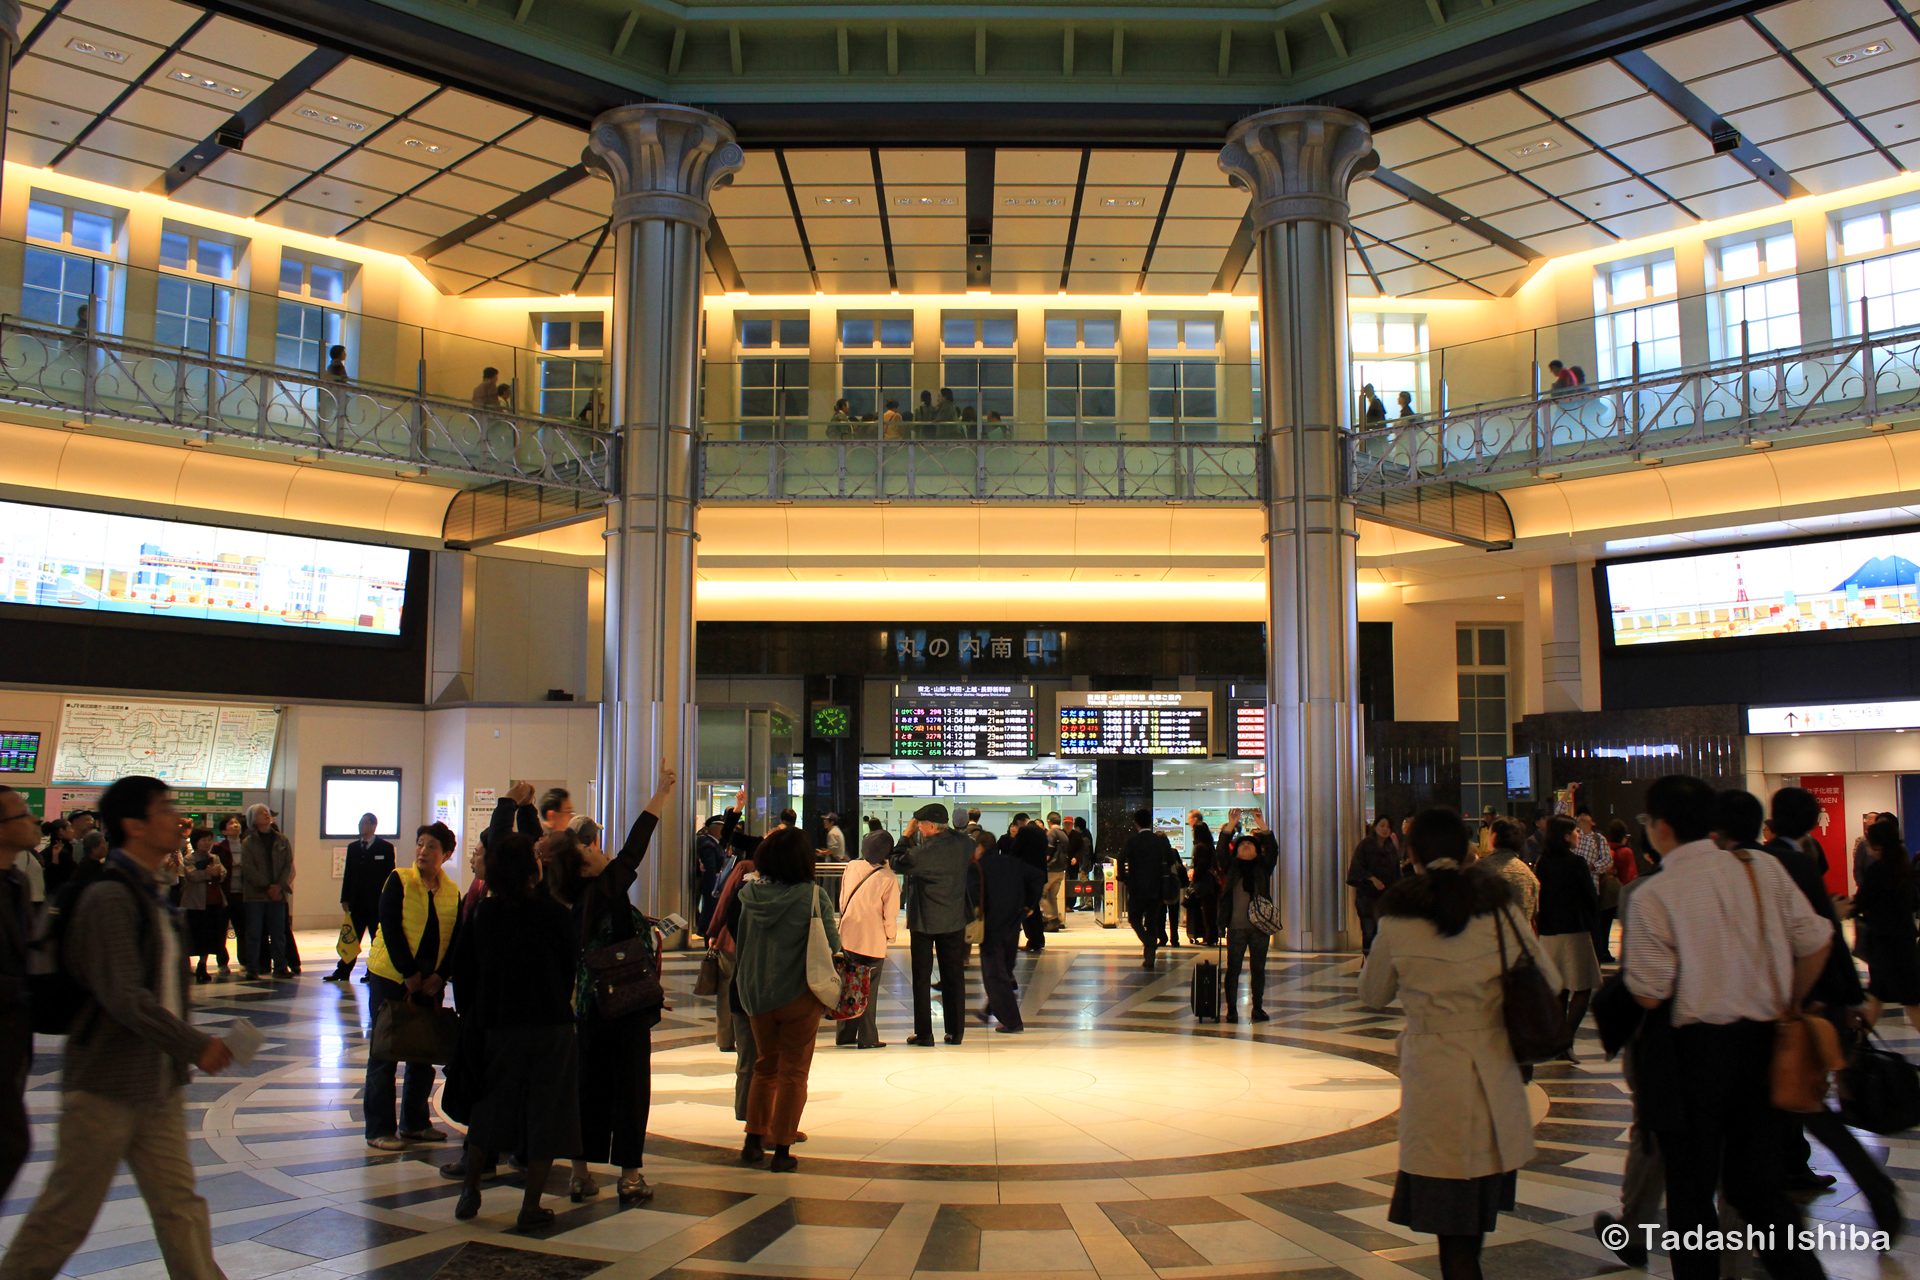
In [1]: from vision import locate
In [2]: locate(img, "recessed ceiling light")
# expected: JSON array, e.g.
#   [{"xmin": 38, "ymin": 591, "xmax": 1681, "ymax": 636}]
[
  {"xmin": 1509, "ymin": 138, "xmax": 1557, "ymax": 158},
  {"xmin": 402, "ymin": 137, "xmax": 443, "ymax": 154},
  {"xmin": 65, "ymin": 37, "xmax": 126, "ymax": 63},
  {"xmin": 1100, "ymin": 197, "xmax": 1145, "ymax": 207},
  {"xmin": 1828, "ymin": 40, "xmax": 1890, "ymax": 66},
  {"xmin": 297, "ymin": 106, "xmax": 365, "ymax": 132},
  {"xmin": 815, "ymin": 195, "xmax": 857, "ymax": 205},
  {"xmin": 170, "ymin": 69, "xmax": 248, "ymax": 99}
]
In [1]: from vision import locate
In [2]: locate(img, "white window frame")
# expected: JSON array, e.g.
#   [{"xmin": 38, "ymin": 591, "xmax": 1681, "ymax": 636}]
[{"xmin": 1593, "ymin": 251, "xmax": 1681, "ymax": 381}]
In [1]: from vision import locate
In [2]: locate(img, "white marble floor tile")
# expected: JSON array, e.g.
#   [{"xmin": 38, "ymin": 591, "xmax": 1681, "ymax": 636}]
[{"xmin": 976, "ymin": 1229, "xmax": 1092, "ymax": 1272}]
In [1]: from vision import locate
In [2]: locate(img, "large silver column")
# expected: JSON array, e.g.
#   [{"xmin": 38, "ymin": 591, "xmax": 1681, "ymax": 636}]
[
  {"xmin": 1219, "ymin": 108, "xmax": 1375, "ymax": 952},
  {"xmin": 0, "ymin": 1, "xmax": 19, "ymax": 181},
  {"xmin": 586, "ymin": 106, "xmax": 742, "ymax": 923}
]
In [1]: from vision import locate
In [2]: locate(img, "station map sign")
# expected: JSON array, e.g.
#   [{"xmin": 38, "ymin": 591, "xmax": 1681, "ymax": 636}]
[
  {"xmin": 890, "ymin": 683, "xmax": 1037, "ymax": 760},
  {"xmin": 1058, "ymin": 691, "xmax": 1211, "ymax": 758},
  {"xmin": 52, "ymin": 699, "xmax": 280, "ymax": 788}
]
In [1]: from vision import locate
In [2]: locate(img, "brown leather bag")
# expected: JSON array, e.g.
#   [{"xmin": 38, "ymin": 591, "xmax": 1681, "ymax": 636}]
[{"xmin": 1737, "ymin": 851, "xmax": 1844, "ymax": 1112}]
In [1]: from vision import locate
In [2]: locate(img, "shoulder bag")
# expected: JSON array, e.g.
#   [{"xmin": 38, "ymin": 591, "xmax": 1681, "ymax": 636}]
[
  {"xmin": 805, "ymin": 884, "xmax": 845, "ymax": 1012},
  {"xmin": 1492, "ymin": 905, "xmax": 1575, "ymax": 1064},
  {"xmin": 582, "ymin": 895, "xmax": 665, "ymax": 1021},
  {"xmin": 823, "ymin": 868, "xmax": 891, "ymax": 1023},
  {"xmin": 1737, "ymin": 850, "xmax": 1844, "ymax": 1113},
  {"xmin": 1838, "ymin": 1024, "xmax": 1920, "ymax": 1134},
  {"xmin": 371, "ymin": 996, "xmax": 459, "ymax": 1065}
]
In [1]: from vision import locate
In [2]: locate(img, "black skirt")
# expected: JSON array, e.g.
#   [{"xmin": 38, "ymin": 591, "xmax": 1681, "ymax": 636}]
[
  {"xmin": 186, "ymin": 905, "xmax": 228, "ymax": 954},
  {"xmin": 1866, "ymin": 934, "xmax": 1920, "ymax": 1007},
  {"xmin": 464, "ymin": 1024, "xmax": 583, "ymax": 1161},
  {"xmin": 1388, "ymin": 1169, "xmax": 1517, "ymax": 1235}
]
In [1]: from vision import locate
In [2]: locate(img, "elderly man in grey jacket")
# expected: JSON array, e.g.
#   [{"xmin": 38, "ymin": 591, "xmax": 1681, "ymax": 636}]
[
  {"xmin": 889, "ymin": 803, "xmax": 974, "ymax": 1046},
  {"xmin": 239, "ymin": 804, "xmax": 293, "ymax": 979},
  {"xmin": 0, "ymin": 775, "xmax": 233, "ymax": 1280}
]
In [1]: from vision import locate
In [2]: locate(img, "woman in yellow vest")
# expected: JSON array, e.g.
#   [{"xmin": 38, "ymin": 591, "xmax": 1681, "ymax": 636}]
[{"xmin": 364, "ymin": 821, "xmax": 463, "ymax": 1151}]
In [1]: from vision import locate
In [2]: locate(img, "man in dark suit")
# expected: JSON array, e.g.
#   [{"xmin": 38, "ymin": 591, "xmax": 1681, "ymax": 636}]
[
  {"xmin": 1116, "ymin": 808, "xmax": 1179, "ymax": 969},
  {"xmin": 328, "ymin": 813, "xmax": 395, "ymax": 982},
  {"xmin": 971, "ymin": 834, "xmax": 1043, "ymax": 1032}
]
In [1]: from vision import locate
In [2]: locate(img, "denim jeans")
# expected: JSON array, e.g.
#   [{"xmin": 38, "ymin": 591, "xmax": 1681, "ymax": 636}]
[
  {"xmin": 363, "ymin": 975, "xmax": 437, "ymax": 1138},
  {"xmin": 243, "ymin": 901, "xmax": 287, "ymax": 975}
]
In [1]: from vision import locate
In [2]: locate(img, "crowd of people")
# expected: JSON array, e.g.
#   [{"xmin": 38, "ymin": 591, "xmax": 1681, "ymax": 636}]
[{"xmin": 1359, "ymin": 778, "xmax": 1913, "ymax": 1280}]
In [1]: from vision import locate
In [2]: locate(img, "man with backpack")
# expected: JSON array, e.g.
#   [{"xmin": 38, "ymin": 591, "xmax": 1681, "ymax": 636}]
[{"xmin": 1, "ymin": 775, "xmax": 233, "ymax": 1280}]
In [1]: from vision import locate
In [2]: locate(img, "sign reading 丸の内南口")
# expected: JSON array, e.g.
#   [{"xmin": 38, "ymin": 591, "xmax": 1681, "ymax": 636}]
[
  {"xmin": 889, "ymin": 628, "xmax": 1062, "ymax": 668},
  {"xmin": 1747, "ymin": 700, "xmax": 1920, "ymax": 734}
]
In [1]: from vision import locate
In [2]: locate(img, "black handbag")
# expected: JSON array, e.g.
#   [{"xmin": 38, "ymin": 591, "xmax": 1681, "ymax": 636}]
[
  {"xmin": 370, "ymin": 997, "xmax": 459, "ymax": 1065},
  {"xmin": 1838, "ymin": 1027, "xmax": 1920, "ymax": 1134},
  {"xmin": 583, "ymin": 901, "xmax": 664, "ymax": 1021},
  {"xmin": 1492, "ymin": 907, "xmax": 1574, "ymax": 1064}
]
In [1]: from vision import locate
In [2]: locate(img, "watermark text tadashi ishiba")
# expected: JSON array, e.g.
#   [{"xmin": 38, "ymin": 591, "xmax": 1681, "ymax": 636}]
[{"xmin": 1598, "ymin": 1221, "xmax": 1890, "ymax": 1254}]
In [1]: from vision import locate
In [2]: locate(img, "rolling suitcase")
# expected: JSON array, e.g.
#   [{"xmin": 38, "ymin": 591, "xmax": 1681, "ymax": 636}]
[{"xmin": 1191, "ymin": 939, "xmax": 1221, "ymax": 1022}]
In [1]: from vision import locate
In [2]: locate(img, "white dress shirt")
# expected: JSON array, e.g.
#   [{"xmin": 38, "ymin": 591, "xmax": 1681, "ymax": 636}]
[{"xmin": 1623, "ymin": 838, "xmax": 1832, "ymax": 1026}]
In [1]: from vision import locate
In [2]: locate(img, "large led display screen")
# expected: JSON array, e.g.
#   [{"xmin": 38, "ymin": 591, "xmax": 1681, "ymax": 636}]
[
  {"xmin": 1601, "ymin": 528, "xmax": 1920, "ymax": 647},
  {"xmin": 0, "ymin": 499, "xmax": 410, "ymax": 636},
  {"xmin": 1057, "ymin": 691, "xmax": 1211, "ymax": 757},
  {"xmin": 890, "ymin": 683, "xmax": 1037, "ymax": 760}
]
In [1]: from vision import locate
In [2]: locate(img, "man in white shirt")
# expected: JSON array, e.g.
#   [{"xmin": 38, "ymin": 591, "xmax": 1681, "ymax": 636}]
[
  {"xmin": 1623, "ymin": 775, "xmax": 1832, "ymax": 1280},
  {"xmin": 820, "ymin": 814, "xmax": 846, "ymax": 863}
]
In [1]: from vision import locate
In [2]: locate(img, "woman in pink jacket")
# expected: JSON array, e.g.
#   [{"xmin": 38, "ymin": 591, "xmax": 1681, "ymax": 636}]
[{"xmin": 833, "ymin": 831, "xmax": 899, "ymax": 1050}]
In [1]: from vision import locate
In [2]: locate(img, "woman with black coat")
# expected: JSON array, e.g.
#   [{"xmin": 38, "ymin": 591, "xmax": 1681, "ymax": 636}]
[
  {"xmin": 544, "ymin": 766, "xmax": 676, "ymax": 1207},
  {"xmin": 1856, "ymin": 819, "xmax": 1920, "ymax": 1034},
  {"xmin": 1346, "ymin": 816, "xmax": 1403, "ymax": 957},
  {"xmin": 1221, "ymin": 834, "xmax": 1278, "ymax": 1022},
  {"xmin": 1532, "ymin": 815, "xmax": 1599, "ymax": 1061},
  {"xmin": 450, "ymin": 833, "xmax": 579, "ymax": 1226}
]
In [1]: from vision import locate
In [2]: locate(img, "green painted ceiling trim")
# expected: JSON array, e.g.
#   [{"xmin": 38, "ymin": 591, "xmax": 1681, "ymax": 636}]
[{"xmin": 363, "ymin": 0, "xmax": 1603, "ymax": 109}]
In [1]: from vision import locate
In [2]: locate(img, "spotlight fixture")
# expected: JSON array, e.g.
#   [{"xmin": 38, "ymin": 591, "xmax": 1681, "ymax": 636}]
[
  {"xmin": 297, "ymin": 106, "xmax": 365, "ymax": 133},
  {"xmin": 815, "ymin": 195, "xmax": 858, "ymax": 205},
  {"xmin": 1828, "ymin": 40, "xmax": 1890, "ymax": 66},
  {"xmin": 65, "ymin": 37, "xmax": 126, "ymax": 63},
  {"xmin": 169, "ymin": 69, "xmax": 248, "ymax": 99},
  {"xmin": 1509, "ymin": 138, "xmax": 1558, "ymax": 158},
  {"xmin": 402, "ymin": 138, "xmax": 443, "ymax": 154},
  {"xmin": 1100, "ymin": 197, "xmax": 1145, "ymax": 207}
]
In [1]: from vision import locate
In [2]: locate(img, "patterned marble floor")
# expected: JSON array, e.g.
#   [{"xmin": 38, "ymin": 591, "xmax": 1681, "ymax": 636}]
[{"xmin": 3, "ymin": 920, "xmax": 1918, "ymax": 1280}]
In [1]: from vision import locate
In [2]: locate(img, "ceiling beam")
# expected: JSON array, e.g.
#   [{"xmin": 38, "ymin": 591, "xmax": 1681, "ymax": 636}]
[
  {"xmin": 1058, "ymin": 147, "xmax": 1091, "ymax": 292},
  {"xmin": 1420, "ymin": 115, "xmax": 1619, "ymax": 242},
  {"xmin": 705, "ymin": 219, "xmax": 747, "ymax": 291},
  {"xmin": 417, "ymin": 163, "xmax": 590, "ymax": 260},
  {"xmin": 572, "ymin": 221, "xmax": 614, "ymax": 293},
  {"xmin": 57, "ymin": 12, "xmax": 217, "ymax": 171},
  {"xmin": 1348, "ymin": 229, "xmax": 1386, "ymax": 295},
  {"xmin": 1350, "ymin": 223, "xmax": 1495, "ymax": 296},
  {"xmin": 869, "ymin": 146, "xmax": 900, "ymax": 291},
  {"xmin": 151, "ymin": 44, "xmax": 348, "ymax": 196},
  {"xmin": 1368, "ymin": 168, "xmax": 1543, "ymax": 264},
  {"xmin": 1211, "ymin": 213, "xmax": 1255, "ymax": 294},
  {"xmin": 966, "ymin": 146, "xmax": 995, "ymax": 290},
  {"xmin": 12, "ymin": 0, "xmax": 70, "ymax": 65},
  {"xmin": 1512, "ymin": 85, "xmax": 1701, "ymax": 223},
  {"xmin": 334, "ymin": 109, "xmax": 522, "ymax": 238},
  {"xmin": 774, "ymin": 148, "xmax": 823, "ymax": 293},
  {"xmin": 1134, "ymin": 150, "xmax": 1186, "ymax": 294},
  {"xmin": 1741, "ymin": 15, "xmax": 1904, "ymax": 178},
  {"xmin": 1612, "ymin": 50, "xmax": 1800, "ymax": 199}
]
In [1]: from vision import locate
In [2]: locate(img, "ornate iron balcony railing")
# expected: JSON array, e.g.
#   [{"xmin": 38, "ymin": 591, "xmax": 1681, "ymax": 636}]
[
  {"xmin": 1347, "ymin": 324, "xmax": 1920, "ymax": 496},
  {"xmin": 0, "ymin": 320, "xmax": 617, "ymax": 493},
  {"xmin": 697, "ymin": 438, "xmax": 1263, "ymax": 503}
]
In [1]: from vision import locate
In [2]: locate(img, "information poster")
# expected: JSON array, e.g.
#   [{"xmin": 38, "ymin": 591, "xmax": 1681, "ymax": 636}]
[
  {"xmin": 1799, "ymin": 773, "xmax": 1849, "ymax": 897},
  {"xmin": 890, "ymin": 683, "xmax": 1037, "ymax": 760},
  {"xmin": 1057, "ymin": 691, "xmax": 1211, "ymax": 758},
  {"xmin": 52, "ymin": 699, "xmax": 279, "ymax": 788}
]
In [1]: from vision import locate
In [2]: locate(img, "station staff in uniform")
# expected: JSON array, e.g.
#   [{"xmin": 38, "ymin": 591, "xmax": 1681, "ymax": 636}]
[{"xmin": 329, "ymin": 814, "xmax": 396, "ymax": 982}]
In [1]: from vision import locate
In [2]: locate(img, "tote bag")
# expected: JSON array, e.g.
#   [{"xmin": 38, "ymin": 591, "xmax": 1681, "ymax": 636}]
[
  {"xmin": 806, "ymin": 885, "xmax": 843, "ymax": 1011},
  {"xmin": 1492, "ymin": 906, "xmax": 1574, "ymax": 1064}
]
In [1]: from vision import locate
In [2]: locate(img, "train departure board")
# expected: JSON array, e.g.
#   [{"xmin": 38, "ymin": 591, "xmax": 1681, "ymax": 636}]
[
  {"xmin": 891, "ymin": 683, "xmax": 1037, "ymax": 759},
  {"xmin": 1228, "ymin": 698, "xmax": 1267, "ymax": 759},
  {"xmin": 1057, "ymin": 691, "xmax": 1212, "ymax": 757}
]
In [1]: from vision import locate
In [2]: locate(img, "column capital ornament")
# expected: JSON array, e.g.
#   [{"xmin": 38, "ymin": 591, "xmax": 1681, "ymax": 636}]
[
  {"xmin": 584, "ymin": 104, "xmax": 744, "ymax": 232},
  {"xmin": 0, "ymin": 0, "xmax": 21, "ymax": 54},
  {"xmin": 1218, "ymin": 107, "xmax": 1377, "ymax": 232}
]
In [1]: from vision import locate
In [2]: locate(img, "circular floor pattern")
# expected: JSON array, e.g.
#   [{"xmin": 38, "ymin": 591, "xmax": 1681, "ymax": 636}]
[{"xmin": 648, "ymin": 1026, "xmax": 1400, "ymax": 1169}]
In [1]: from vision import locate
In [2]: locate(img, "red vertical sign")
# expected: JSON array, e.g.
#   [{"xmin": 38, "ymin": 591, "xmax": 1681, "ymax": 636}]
[{"xmin": 1800, "ymin": 774, "xmax": 1849, "ymax": 896}]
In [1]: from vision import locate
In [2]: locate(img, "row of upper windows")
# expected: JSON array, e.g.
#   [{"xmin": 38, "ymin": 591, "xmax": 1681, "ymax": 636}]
[{"xmin": 735, "ymin": 313, "xmax": 1226, "ymax": 353}]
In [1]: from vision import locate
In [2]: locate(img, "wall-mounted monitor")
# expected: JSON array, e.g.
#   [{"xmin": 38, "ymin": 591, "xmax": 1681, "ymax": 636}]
[
  {"xmin": 890, "ymin": 683, "xmax": 1037, "ymax": 760},
  {"xmin": 1505, "ymin": 755, "xmax": 1533, "ymax": 800},
  {"xmin": 1598, "ymin": 526, "xmax": 1920, "ymax": 650},
  {"xmin": 1057, "ymin": 691, "xmax": 1211, "ymax": 758},
  {"xmin": 0, "ymin": 732, "xmax": 40, "ymax": 774},
  {"xmin": 321, "ymin": 766, "xmax": 402, "ymax": 839},
  {"xmin": 0, "ymin": 498, "xmax": 411, "ymax": 637}
]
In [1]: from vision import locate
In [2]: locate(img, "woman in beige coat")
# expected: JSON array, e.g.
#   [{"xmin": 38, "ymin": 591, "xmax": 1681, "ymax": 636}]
[{"xmin": 1359, "ymin": 807, "xmax": 1559, "ymax": 1280}]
